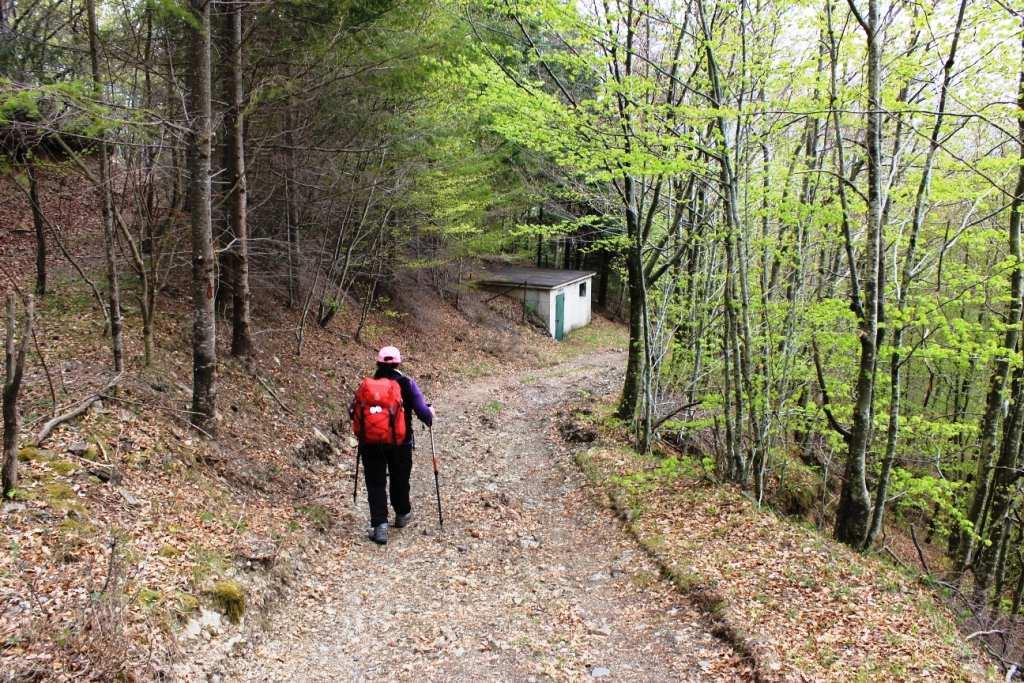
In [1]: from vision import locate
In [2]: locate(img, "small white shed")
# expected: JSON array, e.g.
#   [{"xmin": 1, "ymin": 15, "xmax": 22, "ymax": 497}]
[{"xmin": 478, "ymin": 266, "xmax": 596, "ymax": 341}]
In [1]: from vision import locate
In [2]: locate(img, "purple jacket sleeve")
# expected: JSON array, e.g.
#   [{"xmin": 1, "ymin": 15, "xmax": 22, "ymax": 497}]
[{"xmin": 404, "ymin": 377, "xmax": 433, "ymax": 427}]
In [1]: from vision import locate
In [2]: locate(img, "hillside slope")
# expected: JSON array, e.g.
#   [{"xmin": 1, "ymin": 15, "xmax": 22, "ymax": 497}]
[{"xmin": 0, "ymin": 246, "xmax": 563, "ymax": 680}]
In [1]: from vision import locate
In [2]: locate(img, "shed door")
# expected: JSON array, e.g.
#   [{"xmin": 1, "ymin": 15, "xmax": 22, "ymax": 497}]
[{"xmin": 554, "ymin": 291, "xmax": 565, "ymax": 341}]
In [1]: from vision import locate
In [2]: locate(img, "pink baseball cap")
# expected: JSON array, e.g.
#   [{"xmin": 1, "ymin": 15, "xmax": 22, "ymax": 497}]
[{"xmin": 376, "ymin": 345, "xmax": 402, "ymax": 364}]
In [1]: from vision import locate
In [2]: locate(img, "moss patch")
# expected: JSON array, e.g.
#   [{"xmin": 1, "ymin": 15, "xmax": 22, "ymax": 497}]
[
  {"xmin": 189, "ymin": 546, "xmax": 230, "ymax": 585},
  {"xmin": 172, "ymin": 591, "xmax": 200, "ymax": 619},
  {"xmin": 158, "ymin": 544, "xmax": 181, "ymax": 559},
  {"xmin": 208, "ymin": 580, "xmax": 246, "ymax": 624},
  {"xmin": 135, "ymin": 587, "xmax": 162, "ymax": 609},
  {"xmin": 17, "ymin": 447, "xmax": 52, "ymax": 463},
  {"xmin": 7, "ymin": 488, "xmax": 36, "ymax": 502},
  {"xmin": 43, "ymin": 482, "xmax": 76, "ymax": 501},
  {"xmin": 48, "ymin": 459, "xmax": 76, "ymax": 476}
]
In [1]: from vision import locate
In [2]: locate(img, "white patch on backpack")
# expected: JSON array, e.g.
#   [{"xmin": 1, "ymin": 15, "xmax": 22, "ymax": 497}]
[{"xmin": 369, "ymin": 406, "xmax": 383, "ymax": 414}]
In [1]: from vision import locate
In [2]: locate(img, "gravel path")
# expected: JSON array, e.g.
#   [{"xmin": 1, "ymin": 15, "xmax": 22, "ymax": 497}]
[{"xmin": 227, "ymin": 351, "xmax": 746, "ymax": 681}]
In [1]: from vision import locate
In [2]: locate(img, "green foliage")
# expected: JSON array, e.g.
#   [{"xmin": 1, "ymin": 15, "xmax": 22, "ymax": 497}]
[
  {"xmin": 886, "ymin": 469, "xmax": 972, "ymax": 538},
  {"xmin": 611, "ymin": 455, "xmax": 702, "ymax": 500}
]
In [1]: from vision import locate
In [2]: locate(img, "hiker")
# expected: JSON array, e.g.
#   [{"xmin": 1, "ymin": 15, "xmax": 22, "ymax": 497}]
[{"xmin": 350, "ymin": 345, "xmax": 435, "ymax": 545}]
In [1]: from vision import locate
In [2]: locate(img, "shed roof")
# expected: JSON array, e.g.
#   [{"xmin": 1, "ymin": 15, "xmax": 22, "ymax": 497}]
[{"xmin": 477, "ymin": 266, "xmax": 596, "ymax": 290}]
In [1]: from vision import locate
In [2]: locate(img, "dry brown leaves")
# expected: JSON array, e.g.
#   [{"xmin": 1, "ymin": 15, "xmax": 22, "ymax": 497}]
[
  {"xmin": 580, "ymin": 445, "xmax": 996, "ymax": 682},
  {"xmin": 0, "ymin": 187, "xmax": 563, "ymax": 679}
]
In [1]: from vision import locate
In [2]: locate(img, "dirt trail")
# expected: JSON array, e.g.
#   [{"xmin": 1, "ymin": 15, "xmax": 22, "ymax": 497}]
[{"xmin": 226, "ymin": 351, "xmax": 745, "ymax": 681}]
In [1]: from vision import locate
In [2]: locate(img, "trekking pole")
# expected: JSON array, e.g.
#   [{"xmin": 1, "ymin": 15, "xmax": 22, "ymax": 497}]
[
  {"xmin": 352, "ymin": 448, "xmax": 360, "ymax": 504},
  {"xmin": 428, "ymin": 424, "xmax": 444, "ymax": 530}
]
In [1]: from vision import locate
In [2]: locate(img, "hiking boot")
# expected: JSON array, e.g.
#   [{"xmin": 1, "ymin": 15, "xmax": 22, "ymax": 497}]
[
  {"xmin": 368, "ymin": 523, "xmax": 389, "ymax": 545},
  {"xmin": 394, "ymin": 512, "xmax": 413, "ymax": 528}
]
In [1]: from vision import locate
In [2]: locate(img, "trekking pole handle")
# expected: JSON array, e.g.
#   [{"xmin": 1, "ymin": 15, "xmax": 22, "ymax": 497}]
[{"xmin": 429, "ymin": 423, "xmax": 439, "ymax": 470}]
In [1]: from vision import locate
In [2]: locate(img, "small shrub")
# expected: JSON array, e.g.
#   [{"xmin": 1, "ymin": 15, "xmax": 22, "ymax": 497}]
[
  {"xmin": 298, "ymin": 504, "xmax": 333, "ymax": 532},
  {"xmin": 773, "ymin": 459, "xmax": 821, "ymax": 519}
]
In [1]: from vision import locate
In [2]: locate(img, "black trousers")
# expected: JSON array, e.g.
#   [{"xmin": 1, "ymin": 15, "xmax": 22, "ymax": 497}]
[{"xmin": 360, "ymin": 443, "xmax": 413, "ymax": 527}]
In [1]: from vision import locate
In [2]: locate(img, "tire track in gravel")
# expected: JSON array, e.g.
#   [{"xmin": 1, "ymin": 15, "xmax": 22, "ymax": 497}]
[{"xmin": 227, "ymin": 350, "xmax": 748, "ymax": 682}]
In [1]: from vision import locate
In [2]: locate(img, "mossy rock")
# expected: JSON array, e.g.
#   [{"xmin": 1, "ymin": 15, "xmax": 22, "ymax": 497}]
[
  {"xmin": 208, "ymin": 580, "xmax": 246, "ymax": 624},
  {"xmin": 48, "ymin": 460, "xmax": 75, "ymax": 476}
]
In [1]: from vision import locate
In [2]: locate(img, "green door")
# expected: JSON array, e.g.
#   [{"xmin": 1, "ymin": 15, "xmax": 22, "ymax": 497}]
[{"xmin": 554, "ymin": 292, "xmax": 565, "ymax": 340}]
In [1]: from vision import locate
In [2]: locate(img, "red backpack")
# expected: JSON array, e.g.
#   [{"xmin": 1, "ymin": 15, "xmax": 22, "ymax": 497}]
[{"xmin": 351, "ymin": 378, "xmax": 407, "ymax": 445}]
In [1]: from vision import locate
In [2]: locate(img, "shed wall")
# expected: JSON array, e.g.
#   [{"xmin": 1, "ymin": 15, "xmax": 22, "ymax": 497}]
[{"xmin": 553, "ymin": 276, "xmax": 592, "ymax": 336}]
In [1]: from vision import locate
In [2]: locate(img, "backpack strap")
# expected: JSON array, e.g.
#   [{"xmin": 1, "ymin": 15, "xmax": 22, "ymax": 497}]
[{"xmin": 388, "ymin": 379, "xmax": 403, "ymax": 444}]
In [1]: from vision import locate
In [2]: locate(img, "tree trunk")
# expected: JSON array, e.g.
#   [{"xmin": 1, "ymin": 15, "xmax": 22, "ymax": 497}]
[
  {"xmin": 189, "ymin": 0, "xmax": 218, "ymax": 433},
  {"xmin": 990, "ymin": 519, "xmax": 1019, "ymax": 610},
  {"xmin": 285, "ymin": 96, "xmax": 301, "ymax": 308},
  {"xmin": 834, "ymin": 0, "xmax": 882, "ymax": 547},
  {"xmin": 863, "ymin": 0, "xmax": 968, "ymax": 551},
  {"xmin": 221, "ymin": 0, "xmax": 253, "ymax": 361},
  {"xmin": 1012, "ymin": 550, "xmax": 1024, "ymax": 616},
  {"xmin": 973, "ymin": 373, "xmax": 1024, "ymax": 606},
  {"xmin": 87, "ymin": 0, "xmax": 124, "ymax": 373},
  {"xmin": 616, "ymin": 200, "xmax": 643, "ymax": 421},
  {"xmin": 596, "ymin": 246, "xmax": 611, "ymax": 310},
  {"xmin": 26, "ymin": 162, "xmax": 46, "ymax": 297},
  {"xmin": 3, "ymin": 294, "xmax": 32, "ymax": 498}
]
